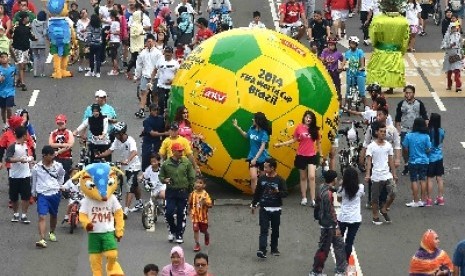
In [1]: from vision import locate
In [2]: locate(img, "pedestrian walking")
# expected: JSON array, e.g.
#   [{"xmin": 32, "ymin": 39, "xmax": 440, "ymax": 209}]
[
  {"xmin": 395, "ymin": 85, "xmax": 429, "ymax": 176},
  {"xmin": 274, "ymin": 110, "xmax": 320, "ymax": 207},
  {"xmin": 441, "ymin": 21, "xmax": 463, "ymax": 92},
  {"xmin": 427, "ymin": 113, "xmax": 446, "ymax": 206},
  {"xmin": 192, "ymin": 252, "xmax": 213, "ymax": 276},
  {"xmin": 409, "ymin": 229, "xmax": 454, "ymax": 275},
  {"xmin": 310, "ymin": 170, "xmax": 347, "ymax": 276},
  {"xmin": 159, "ymin": 142, "xmax": 196, "ymax": 244},
  {"xmin": 76, "ymin": 9, "xmax": 90, "ymax": 72},
  {"xmin": 12, "ymin": 11, "xmax": 36, "ymax": 90},
  {"xmin": 85, "ymin": 14, "xmax": 103, "ymax": 78},
  {"xmin": 141, "ymin": 104, "xmax": 167, "ymax": 170},
  {"xmin": 406, "ymin": 0, "xmax": 422, "ymax": 52},
  {"xmin": 160, "ymin": 245, "xmax": 195, "ymax": 276},
  {"xmin": 232, "ymin": 112, "xmax": 272, "ymax": 193},
  {"xmin": 403, "ymin": 118, "xmax": 431, "ymax": 207},
  {"xmin": 153, "ymin": 46, "xmax": 179, "ymax": 115},
  {"xmin": 337, "ymin": 167, "xmax": 364, "ymax": 261},
  {"xmin": 0, "ymin": 51, "xmax": 16, "ymax": 126},
  {"xmin": 189, "ymin": 177, "xmax": 212, "ymax": 252},
  {"xmin": 365, "ymin": 122, "xmax": 397, "ymax": 224},
  {"xmin": 30, "ymin": 11, "xmax": 48, "ymax": 77},
  {"xmin": 251, "ymin": 158, "xmax": 287, "ymax": 259},
  {"xmin": 31, "ymin": 145, "xmax": 66, "ymax": 248}
]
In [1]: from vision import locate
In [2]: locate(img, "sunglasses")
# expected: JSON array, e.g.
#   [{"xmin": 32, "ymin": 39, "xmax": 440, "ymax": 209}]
[{"xmin": 194, "ymin": 263, "xmax": 207, "ymax": 268}]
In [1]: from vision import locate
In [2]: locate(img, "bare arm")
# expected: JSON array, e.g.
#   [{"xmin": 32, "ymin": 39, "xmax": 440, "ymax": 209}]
[{"xmin": 274, "ymin": 137, "xmax": 297, "ymax": 147}]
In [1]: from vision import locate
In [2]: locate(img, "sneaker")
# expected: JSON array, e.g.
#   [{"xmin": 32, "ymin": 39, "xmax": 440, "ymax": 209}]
[
  {"xmin": 406, "ymin": 200, "xmax": 422, "ymax": 207},
  {"xmin": 335, "ymin": 272, "xmax": 345, "ymax": 276},
  {"xmin": 363, "ymin": 39, "xmax": 371, "ymax": 46},
  {"xmin": 21, "ymin": 215, "xmax": 30, "ymax": 224},
  {"xmin": 135, "ymin": 110, "xmax": 145, "ymax": 118},
  {"xmin": 418, "ymin": 200, "xmax": 425, "ymax": 207},
  {"xmin": 256, "ymin": 250, "xmax": 267, "ymax": 259},
  {"xmin": 85, "ymin": 71, "xmax": 93, "ymax": 77},
  {"xmin": 205, "ymin": 233, "xmax": 210, "ymax": 246},
  {"xmin": 401, "ymin": 166, "xmax": 409, "ymax": 176},
  {"xmin": 107, "ymin": 70, "xmax": 119, "ymax": 76},
  {"xmin": 310, "ymin": 199, "xmax": 316, "ymax": 208},
  {"xmin": 49, "ymin": 232, "xmax": 57, "ymax": 242},
  {"xmin": 168, "ymin": 233, "xmax": 174, "ymax": 242},
  {"xmin": 300, "ymin": 198, "xmax": 308, "ymax": 206},
  {"xmin": 457, "ymin": 88, "xmax": 462, "ymax": 93},
  {"xmin": 435, "ymin": 196, "xmax": 445, "ymax": 206},
  {"xmin": 308, "ymin": 272, "xmax": 327, "ymax": 276},
  {"xmin": 21, "ymin": 84, "xmax": 27, "ymax": 91},
  {"xmin": 419, "ymin": 31, "xmax": 427, "ymax": 36},
  {"xmin": 425, "ymin": 198, "xmax": 433, "ymax": 207},
  {"xmin": 11, "ymin": 213, "xmax": 20, "ymax": 222},
  {"xmin": 193, "ymin": 242, "xmax": 201, "ymax": 252},
  {"xmin": 365, "ymin": 203, "xmax": 372, "ymax": 209},
  {"xmin": 78, "ymin": 66, "xmax": 84, "ymax": 72},
  {"xmin": 372, "ymin": 217, "xmax": 383, "ymax": 225},
  {"xmin": 348, "ymin": 12, "xmax": 354, "ymax": 18},
  {"xmin": 36, "ymin": 239, "xmax": 47, "ymax": 248},
  {"xmin": 379, "ymin": 211, "xmax": 391, "ymax": 223},
  {"xmin": 85, "ymin": 67, "xmax": 91, "ymax": 71},
  {"xmin": 175, "ymin": 235, "xmax": 184, "ymax": 244},
  {"xmin": 271, "ymin": 250, "xmax": 280, "ymax": 256},
  {"xmin": 123, "ymin": 207, "xmax": 129, "ymax": 220},
  {"xmin": 95, "ymin": 73, "xmax": 101, "ymax": 78}
]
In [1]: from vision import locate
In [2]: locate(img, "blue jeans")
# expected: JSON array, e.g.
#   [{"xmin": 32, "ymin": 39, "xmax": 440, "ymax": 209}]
[
  {"xmin": 259, "ymin": 208, "xmax": 281, "ymax": 253},
  {"xmin": 164, "ymin": 189, "xmax": 188, "ymax": 237},
  {"xmin": 89, "ymin": 44, "xmax": 102, "ymax": 73},
  {"xmin": 346, "ymin": 72, "xmax": 366, "ymax": 98}
]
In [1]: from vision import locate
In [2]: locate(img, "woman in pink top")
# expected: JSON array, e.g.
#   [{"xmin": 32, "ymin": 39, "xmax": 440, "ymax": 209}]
[
  {"xmin": 274, "ymin": 110, "xmax": 321, "ymax": 207},
  {"xmin": 161, "ymin": 246, "xmax": 195, "ymax": 276},
  {"xmin": 174, "ymin": 106, "xmax": 193, "ymax": 142}
]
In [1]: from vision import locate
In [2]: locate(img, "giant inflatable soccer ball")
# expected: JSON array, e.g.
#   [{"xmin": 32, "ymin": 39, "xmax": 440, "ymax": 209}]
[{"xmin": 169, "ymin": 28, "xmax": 339, "ymax": 194}]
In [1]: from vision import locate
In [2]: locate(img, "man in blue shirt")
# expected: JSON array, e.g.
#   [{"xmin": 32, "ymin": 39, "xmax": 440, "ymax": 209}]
[
  {"xmin": 141, "ymin": 103, "xmax": 167, "ymax": 170},
  {"xmin": 0, "ymin": 52, "xmax": 16, "ymax": 129},
  {"xmin": 453, "ymin": 240, "xmax": 465, "ymax": 276}
]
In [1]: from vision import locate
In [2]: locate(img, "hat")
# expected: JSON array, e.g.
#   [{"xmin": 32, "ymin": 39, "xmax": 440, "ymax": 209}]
[
  {"xmin": 171, "ymin": 143, "xmax": 184, "ymax": 151},
  {"xmin": 91, "ymin": 103, "xmax": 101, "ymax": 112},
  {"xmin": 95, "ymin": 90, "xmax": 107, "ymax": 98},
  {"xmin": 170, "ymin": 122, "xmax": 179, "ymax": 130},
  {"xmin": 55, "ymin": 114, "xmax": 67, "ymax": 124},
  {"xmin": 42, "ymin": 145, "xmax": 55, "ymax": 155},
  {"xmin": 323, "ymin": 170, "xmax": 338, "ymax": 183},
  {"xmin": 8, "ymin": 116, "xmax": 23, "ymax": 129}
]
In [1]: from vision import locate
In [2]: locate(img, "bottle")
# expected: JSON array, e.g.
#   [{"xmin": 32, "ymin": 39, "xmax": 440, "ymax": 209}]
[{"xmin": 347, "ymin": 255, "xmax": 357, "ymax": 276}]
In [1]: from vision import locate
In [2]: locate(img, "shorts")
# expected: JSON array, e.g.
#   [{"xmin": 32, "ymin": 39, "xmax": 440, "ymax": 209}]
[
  {"xmin": 78, "ymin": 40, "xmax": 88, "ymax": 58},
  {"xmin": 279, "ymin": 20, "xmax": 302, "ymax": 36},
  {"xmin": 37, "ymin": 193, "xmax": 61, "ymax": 216},
  {"xmin": 14, "ymin": 49, "xmax": 29, "ymax": 64},
  {"xmin": 427, "ymin": 159, "xmax": 444, "ymax": 177},
  {"xmin": 331, "ymin": 9, "xmax": 349, "ymax": 21},
  {"xmin": 409, "ymin": 25, "xmax": 420, "ymax": 35},
  {"xmin": 420, "ymin": 4, "xmax": 433, "ymax": 19},
  {"xmin": 294, "ymin": 154, "xmax": 319, "ymax": 170},
  {"xmin": 248, "ymin": 160, "xmax": 265, "ymax": 171},
  {"xmin": 108, "ymin": 42, "xmax": 120, "ymax": 59},
  {"xmin": 9, "ymin": 177, "xmax": 31, "ymax": 202},
  {"xmin": 409, "ymin": 163, "xmax": 428, "ymax": 182},
  {"xmin": 125, "ymin": 170, "xmax": 140, "ymax": 192},
  {"xmin": 0, "ymin": 96, "xmax": 15, "ymax": 108},
  {"xmin": 371, "ymin": 179, "xmax": 396, "ymax": 204},
  {"xmin": 139, "ymin": 76, "xmax": 152, "ymax": 91},
  {"xmin": 151, "ymin": 184, "xmax": 167, "ymax": 197},
  {"xmin": 88, "ymin": 232, "xmax": 118, "ymax": 254},
  {"xmin": 193, "ymin": 222, "xmax": 208, "ymax": 233},
  {"xmin": 49, "ymin": 44, "xmax": 71, "ymax": 56}
]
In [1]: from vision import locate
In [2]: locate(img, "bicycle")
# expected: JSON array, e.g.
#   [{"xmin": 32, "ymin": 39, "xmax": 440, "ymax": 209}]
[
  {"xmin": 68, "ymin": 194, "xmax": 83, "ymax": 234},
  {"xmin": 208, "ymin": 7, "xmax": 233, "ymax": 33},
  {"xmin": 280, "ymin": 24, "xmax": 304, "ymax": 40},
  {"xmin": 432, "ymin": 0, "xmax": 442, "ymax": 26},
  {"xmin": 337, "ymin": 120, "xmax": 365, "ymax": 175},
  {"xmin": 345, "ymin": 71, "xmax": 364, "ymax": 114},
  {"xmin": 141, "ymin": 178, "xmax": 164, "ymax": 232}
]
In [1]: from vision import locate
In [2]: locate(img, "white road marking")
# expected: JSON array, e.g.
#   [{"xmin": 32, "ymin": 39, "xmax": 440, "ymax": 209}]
[
  {"xmin": 28, "ymin": 90, "xmax": 40, "ymax": 107},
  {"xmin": 461, "ymin": 142, "xmax": 465, "ymax": 148},
  {"xmin": 408, "ymin": 53, "xmax": 447, "ymax": 111}
]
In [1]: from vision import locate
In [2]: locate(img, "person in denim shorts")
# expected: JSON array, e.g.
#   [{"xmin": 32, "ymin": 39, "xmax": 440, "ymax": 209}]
[{"xmin": 402, "ymin": 118, "xmax": 432, "ymax": 208}]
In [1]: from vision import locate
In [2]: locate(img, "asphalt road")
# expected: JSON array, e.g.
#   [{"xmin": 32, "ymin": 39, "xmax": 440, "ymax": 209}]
[{"xmin": 1, "ymin": 0, "xmax": 465, "ymax": 275}]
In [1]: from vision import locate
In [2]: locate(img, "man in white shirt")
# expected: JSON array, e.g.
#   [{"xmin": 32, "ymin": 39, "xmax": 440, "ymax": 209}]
[
  {"xmin": 96, "ymin": 122, "xmax": 143, "ymax": 219},
  {"xmin": 358, "ymin": 0, "xmax": 374, "ymax": 45},
  {"xmin": 31, "ymin": 145, "xmax": 66, "ymax": 248},
  {"xmin": 365, "ymin": 122, "xmax": 397, "ymax": 226},
  {"xmin": 134, "ymin": 34, "xmax": 163, "ymax": 118},
  {"xmin": 175, "ymin": 0, "xmax": 197, "ymax": 16},
  {"xmin": 207, "ymin": 0, "xmax": 232, "ymax": 12},
  {"xmin": 153, "ymin": 46, "xmax": 180, "ymax": 116},
  {"xmin": 99, "ymin": 0, "xmax": 114, "ymax": 62}
]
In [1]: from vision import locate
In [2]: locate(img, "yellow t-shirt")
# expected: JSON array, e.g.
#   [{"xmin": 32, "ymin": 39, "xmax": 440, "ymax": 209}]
[{"xmin": 159, "ymin": 136, "xmax": 193, "ymax": 158}]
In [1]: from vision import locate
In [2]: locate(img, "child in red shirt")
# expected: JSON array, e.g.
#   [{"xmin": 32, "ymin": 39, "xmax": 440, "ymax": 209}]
[{"xmin": 192, "ymin": 17, "xmax": 213, "ymax": 46}]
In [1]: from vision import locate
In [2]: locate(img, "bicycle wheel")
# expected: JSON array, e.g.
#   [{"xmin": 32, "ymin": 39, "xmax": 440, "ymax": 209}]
[
  {"xmin": 70, "ymin": 212, "xmax": 77, "ymax": 234},
  {"xmin": 141, "ymin": 203, "xmax": 153, "ymax": 230}
]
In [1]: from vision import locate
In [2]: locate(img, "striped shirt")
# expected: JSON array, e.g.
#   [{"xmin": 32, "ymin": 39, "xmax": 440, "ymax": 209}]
[{"xmin": 188, "ymin": 190, "xmax": 212, "ymax": 224}]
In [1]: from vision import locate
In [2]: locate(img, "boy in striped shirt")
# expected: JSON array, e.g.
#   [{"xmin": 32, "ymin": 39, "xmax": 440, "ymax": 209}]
[{"xmin": 188, "ymin": 177, "xmax": 212, "ymax": 252}]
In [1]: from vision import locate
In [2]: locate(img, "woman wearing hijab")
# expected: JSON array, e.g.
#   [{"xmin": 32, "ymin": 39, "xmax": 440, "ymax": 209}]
[
  {"xmin": 161, "ymin": 246, "xmax": 195, "ymax": 276},
  {"xmin": 409, "ymin": 229, "xmax": 454, "ymax": 276}
]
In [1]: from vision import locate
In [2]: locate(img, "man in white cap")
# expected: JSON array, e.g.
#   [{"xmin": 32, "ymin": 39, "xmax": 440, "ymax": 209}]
[{"xmin": 82, "ymin": 89, "xmax": 118, "ymax": 139}]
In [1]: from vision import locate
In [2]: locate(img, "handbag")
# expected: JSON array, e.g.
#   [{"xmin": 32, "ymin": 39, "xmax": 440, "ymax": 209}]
[{"xmin": 449, "ymin": 54, "xmax": 461, "ymax": 63}]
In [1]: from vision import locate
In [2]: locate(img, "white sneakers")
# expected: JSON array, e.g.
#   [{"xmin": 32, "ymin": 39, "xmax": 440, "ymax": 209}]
[
  {"xmin": 405, "ymin": 200, "xmax": 425, "ymax": 207},
  {"xmin": 168, "ymin": 233, "xmax": 174, "ymax": 242},
  {"xmin": 301, "ymin": 198, "xmax": 308, "ymax": 206}
]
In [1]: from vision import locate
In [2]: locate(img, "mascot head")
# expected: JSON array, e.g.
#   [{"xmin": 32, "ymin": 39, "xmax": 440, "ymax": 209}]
[
  {"xmin": 48, "ymin": 0, "xmax": 69, "ymax": 16},
  {"xmin": 72, "ymin": 163, "xmax": 123, "ymax": 201}
]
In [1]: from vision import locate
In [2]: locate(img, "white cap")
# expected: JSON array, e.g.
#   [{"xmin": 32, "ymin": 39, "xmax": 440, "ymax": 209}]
[{"xmin": 95, "ymin": 89, "xmax": 107, "ymax": 98}]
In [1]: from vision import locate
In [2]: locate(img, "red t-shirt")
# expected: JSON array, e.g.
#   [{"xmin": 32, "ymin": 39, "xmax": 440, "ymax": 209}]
[
  {"xmin": 196, "ymin": 28, "xmax": 214, "ymax": 43},
  {"xmin": 293, "ymin": 123, "xmax": 318, "ymax": 157},
  {"xmin": 279, "ymin": 2, "xmax": 304, "ymax": 24},
  {"xmin": 50, "ymin": 129, "xmax": 73, "ymax": 158}
]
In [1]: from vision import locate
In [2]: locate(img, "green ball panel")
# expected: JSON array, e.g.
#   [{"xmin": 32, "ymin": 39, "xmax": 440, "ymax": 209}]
[
  {"xmin": 216, "ymin": 108, "xmax": 254, "ymax": 159},
  {"xmin": 296, "ymin": 66, "xmax": 333, "ymax": 115},
  {"xmin": 168, "ymin": 86, "xmax": 185, "ymax": 121}
]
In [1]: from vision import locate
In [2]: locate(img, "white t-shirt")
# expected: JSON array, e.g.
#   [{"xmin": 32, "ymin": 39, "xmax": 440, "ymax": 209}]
[
  {"xmin": 109, "ymin": 136, "xmax": 141, "ymax": 171},
  {"xmin": 360, "ymin": 0, "xmax": 374, "ymax": 12},
  {"xmin": 143, "ymin": 165, "xmax": 166, "ymax": 193},
  {"xmin": 249, "ymin": 21, "xmax": 266, "ymax": 28},
  {"xmin": 99, "ymin": 5, "xmax": 112, "ymax": 27},
  {"xmin": 406, "ymin": 3, "xmax": 422, "ymax": 26},
  {"xmin": 79, "ymin": 195, "xmax": 122, "ymax": 233},
  {"xmin": 337, "ymin": 184, "xmax": 365, "ymax": 223},
  {"xmin": 156, "ymin": 58, "xmax": 180, "ymax": 89},
  {"xmin": 366, "ymin": 141, "xmax": 393, "ymax": 181},
  {"xmin": 6, "ymin": 143, "xmax": 32, "ymax": 178},
  {"xmin": 362, "ymin": 108, "xmax": 393, "ymax": 126},
  {"xmin": 76, "ymin": 19, "xmax": 90, "ymax": 41},
  {"xmin": 62, "ymin": 178, "xmax": 82, "ymax": 203},
  {"xmin": 109, "ymin": 21, "xmax": 121, "ymax": 43},
  {"xmin": 175, "ymin": 3, "xmax": 196, "ymax": 15}
]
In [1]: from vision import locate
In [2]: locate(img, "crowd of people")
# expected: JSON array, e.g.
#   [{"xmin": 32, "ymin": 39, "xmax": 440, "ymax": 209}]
[{"xmin": 0, "ymin": 0, "xmax": 464, "ymax": 275}]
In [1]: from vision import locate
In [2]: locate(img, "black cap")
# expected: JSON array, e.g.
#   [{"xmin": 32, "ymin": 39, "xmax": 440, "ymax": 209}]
[
  {"xmin": 91, "ymin": 103, "xmax": 101, "ymax": 112},
  {"xmin": 323, "ymin": 170, "xmax": 338, "ymax": 183},
  {"xmin": 170, "ymin": 122, "xmax": 179, "ymax": 130},
  {"xmin": 42, "ymin": 145, "xmax": 55, "ymax": 155}
]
